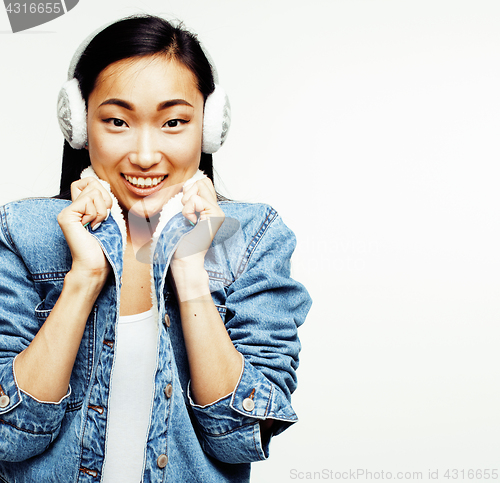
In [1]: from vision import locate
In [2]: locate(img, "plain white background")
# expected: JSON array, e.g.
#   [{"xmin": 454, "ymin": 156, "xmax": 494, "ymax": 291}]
[{"xmin": 1, "ymin": 1, "xmax": 500, "ymax": 481}]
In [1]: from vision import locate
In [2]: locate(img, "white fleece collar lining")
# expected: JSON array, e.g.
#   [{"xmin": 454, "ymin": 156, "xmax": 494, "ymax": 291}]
[
  {"xmin": 80, "ymin": 166, "xmax": 206, "ymax": 250},
  {"xmin": 80, "ymin": 166, "xmax": 207, "ymax": 312}
]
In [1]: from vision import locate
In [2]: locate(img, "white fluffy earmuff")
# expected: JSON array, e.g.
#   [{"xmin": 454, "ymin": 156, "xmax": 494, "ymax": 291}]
[
  {"xmin": 202, "ymin": 84, "xmax": 231, "ymax": 154},
  {"xmin": 57, "ymin": 78, "xmax": 88, "ymax": 149},
  {"xmin": 56, "ymin": 17, "xmax": 231, "ymax": 153}
]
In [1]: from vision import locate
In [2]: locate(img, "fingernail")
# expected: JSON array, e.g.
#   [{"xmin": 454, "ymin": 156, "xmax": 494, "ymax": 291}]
[
  {"xmin": 92, "ymin": 222, "xmax": 101, "ymax": 231},
  {"xmin": 188, "ymin": 220, "xmax": 195, "ymax": 226},
  {"xmin": 105, "ymin": 209, "xmax": 111, "ymax": 221},
  {"xmin": 83, "ymin": 222, "xmax": 90, "ymax": 228}
]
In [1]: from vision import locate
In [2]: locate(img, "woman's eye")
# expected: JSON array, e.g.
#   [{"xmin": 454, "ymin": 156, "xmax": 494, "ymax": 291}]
[
  {"xmin": 104, "ymin": 118, "xmax": 127, "ymax": 127},
  {"xmin": 165, "ymin": 119, "xmax": 187, "ymax": 128}
]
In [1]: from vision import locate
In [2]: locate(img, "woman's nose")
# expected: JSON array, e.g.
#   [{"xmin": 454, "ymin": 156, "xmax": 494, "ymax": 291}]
[{"xmin": 129, "ymin": 129, "xmax": 162, "ymax": 168}]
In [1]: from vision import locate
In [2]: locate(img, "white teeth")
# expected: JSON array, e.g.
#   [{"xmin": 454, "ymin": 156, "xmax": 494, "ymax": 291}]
[{"xmin": 124, "ymin": 175, "xmax": 165, "ymax": 188}]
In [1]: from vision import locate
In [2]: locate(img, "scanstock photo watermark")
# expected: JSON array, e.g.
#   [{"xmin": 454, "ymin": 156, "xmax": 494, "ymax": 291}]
[
  {"xmin": 289, "ymin": 468, "xmax": 499, "ymax": 480},
  {"xmin": 3, "ymin": 0, "xmax": 79, "ymax": 32}
]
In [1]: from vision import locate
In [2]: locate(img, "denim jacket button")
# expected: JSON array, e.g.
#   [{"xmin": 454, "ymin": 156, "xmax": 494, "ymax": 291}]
[
  {"xmin": 164, "ymin": 314, "xmax": 171, "ymax": 327},
  {"xmin": 0, "ymin": 395, "xmax": 9, "ymax": 408},
  {"xmin": 157, "ymin": 454, "xmax": 168, "ymax": 468},
  {"xmin": 242, "ymin": 397, "xmax": 255, "ymax": 412},
  {"xmin": 164, "ymin": 384, "xmax": 173, "ymax": 399}
]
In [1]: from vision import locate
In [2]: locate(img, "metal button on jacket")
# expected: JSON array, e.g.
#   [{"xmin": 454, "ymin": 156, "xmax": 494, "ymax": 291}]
[
  {"xmin": 164, "ymin": 384, "xmax": 173, "ymax": 399},
  {"xmin": 0, "ymin": 395, "xmax": 9, "ymax": 408},
  {"xmin": 157, "ymin": 454, "xmax": 168, "ymax": 468},
  {"xmin": 242, "ymin": 397, "xmax": 255, "ymax": 412}
]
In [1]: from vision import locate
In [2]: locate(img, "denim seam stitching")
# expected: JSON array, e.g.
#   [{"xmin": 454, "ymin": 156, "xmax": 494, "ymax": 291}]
[
  {"xmin": 235, "ymin": 208, "xmax": 277, "ymax": 278},
  {"xmin": 0, "ymin": 206, "xmax": 15, "ymax": 252},
  {"xmin": 76, "ymin": 386, "xmax": 93, "ymax": 483},
  {"xmin": 162, "ymin": 357, "xmax": 174, "ymax": 479},
  {"xmin": 264, "ymin": 383, "xmax": 273, "ymax": 416},
  {"xmin": 0, "ymin": 418, "xmax": 54, "ymax": 436},
  {"xmin": 86, "ymin": 308, "xmax": 97, "ymax": 388},
  {"xmin": 206, "ymin": 269, "xmax": 232, "ymax": 285},
  {"xmin": 252, "ymin": 421, "xmax": 265, "ymax": 461},
  {"xmin": 66, "ymin": 401, "xmax": 83, "ymax": 412},
  {"xmin": 32, "ymin": 272, "xmax": 68, "ymax": 281},
  {"xmin": 197, "ymin": 420, "xmax": 257, "ymax": 438}
]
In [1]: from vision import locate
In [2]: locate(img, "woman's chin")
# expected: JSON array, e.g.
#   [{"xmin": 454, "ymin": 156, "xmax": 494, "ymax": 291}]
[
  {"xmin": 126, "ymin": 200, "xmax": 163, "ymax": 221},
  {"xmin": 123, "ymin": 185, "xmax": 181, "ymax": 218}
]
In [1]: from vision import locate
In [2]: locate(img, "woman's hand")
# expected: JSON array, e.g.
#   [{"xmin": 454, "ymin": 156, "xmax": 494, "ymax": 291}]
[
  {"xmin": 171, "ymin": 178, "xmax": 224, "ymax": 301},
  {"xmin": 173, "ymin": 178, "xmax": 225, "ymax": 263},
  {"xmin": 57, "ymin": 178, "xmax": 113, "ymax": 284}
]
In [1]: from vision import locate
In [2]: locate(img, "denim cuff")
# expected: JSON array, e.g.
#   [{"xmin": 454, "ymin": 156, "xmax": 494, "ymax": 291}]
[
  {"xmin": 188, "ymin": 356, "xmax": 298, "ymax": 463},
  {"xmin": 0, "ymin": 357, "xmax": 70, "ymax": 433}
]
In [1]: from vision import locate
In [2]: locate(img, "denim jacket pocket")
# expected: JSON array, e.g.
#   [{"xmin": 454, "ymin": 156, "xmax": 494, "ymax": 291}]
[{"xmin": 34, "ymin": 303, "xmax": 96, "ymax": 412}]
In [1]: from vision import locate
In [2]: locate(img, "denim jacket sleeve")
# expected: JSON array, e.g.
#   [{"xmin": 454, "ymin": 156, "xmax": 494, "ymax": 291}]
[
  {"xmin": 0, "ymin": 206, "xmax": 70, "ymax": 462},
  {"xmin": 188, "ymin": 206, "xmax": 312, "ymax": 464}
]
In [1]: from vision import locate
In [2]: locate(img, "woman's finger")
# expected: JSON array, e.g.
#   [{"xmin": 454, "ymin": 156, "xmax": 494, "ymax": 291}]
[
  {"xmin": 71, "ymin": 178, "xmax": 113, "ymax": 205},
  {"xmin": 87, "ymin": 190, "xmax": 110, "ymax": 230},
  {"xmin": 182, "ymin": 193, "xmax": 209, "ymax": 223},
  {"xmin": 79, "ymin": 198, "xmax": 97, "ymax": 227},
  {"xmin": 71, "ymin": 178, "xmax": 97, "ymax": 201},
  {"xmin": 173, "ymin": 179, "xmax": 225, "ymax": 261},
  {"xmin": 59, "ymin": 189, "xmax": 108, "ymax": 229},
  {"xmin": 182, "ymin": 178, "xmax": 217, "ymax": 207},
  {"xmin": 182, "ymin": 180, "xmax": 222, "ymax": 223},
  {"xmin": 69, "ymin": 178, "xmax": 112, "ymax": 228}
]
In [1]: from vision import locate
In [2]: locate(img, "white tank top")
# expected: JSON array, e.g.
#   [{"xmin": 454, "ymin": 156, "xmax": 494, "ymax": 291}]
[{"xmin": 101, "ymin": 309, "xmax": 158, "ymax": 482}]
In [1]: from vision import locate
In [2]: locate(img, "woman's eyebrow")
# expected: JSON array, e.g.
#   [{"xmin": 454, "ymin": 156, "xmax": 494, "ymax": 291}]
[
  {"xmin": 157, "ymin": 99, "xmax": 193, "ymax": 110},
  {"xmin": 98, "ymin": 99, "xmax": 193, "ymax": 110},
  {"xmin": 99, "ymin": 98, "xmax": 134, "ymax": 110}
]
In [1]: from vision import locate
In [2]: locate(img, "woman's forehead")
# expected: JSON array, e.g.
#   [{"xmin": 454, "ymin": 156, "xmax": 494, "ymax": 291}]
[{"xmin": 91, "ymin": 55, "xmax": 201, "ymax": 105}]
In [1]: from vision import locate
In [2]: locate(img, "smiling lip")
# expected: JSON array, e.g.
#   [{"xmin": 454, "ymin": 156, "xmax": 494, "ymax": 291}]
[{"xmin": 122, "ymin": 174, "xmax": 167, "ymax": 196}]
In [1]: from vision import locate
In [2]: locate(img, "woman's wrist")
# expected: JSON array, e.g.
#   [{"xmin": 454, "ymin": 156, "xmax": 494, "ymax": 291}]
[
  {"xmin": 170, "ymin": 257, "xmax": 210, "ymax": 302},
  {"xmin": 65, "ymin": 265, "xmax": 108, "ymax": 298}
]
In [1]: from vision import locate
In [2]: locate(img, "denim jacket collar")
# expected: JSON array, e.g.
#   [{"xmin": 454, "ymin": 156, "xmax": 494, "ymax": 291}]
[{"xmin": 80, "ymin": 166, "xmax": 207, "ymax": 257}]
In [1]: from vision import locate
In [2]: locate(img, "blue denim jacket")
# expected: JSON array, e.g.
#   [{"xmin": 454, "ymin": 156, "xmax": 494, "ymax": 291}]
[{"xmin": 0, "ymin": 196, "xmax": 311, "ymax": 482}]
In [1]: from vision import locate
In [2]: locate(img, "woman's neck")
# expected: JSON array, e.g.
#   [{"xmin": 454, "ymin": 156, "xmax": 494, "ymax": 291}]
[{"xmin": 126, "ymin": 210, "xmax": 160, "ymax": 264}]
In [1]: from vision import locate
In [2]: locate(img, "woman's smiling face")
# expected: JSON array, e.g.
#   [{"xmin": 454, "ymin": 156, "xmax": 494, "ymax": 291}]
[{"xmin": 86, "ymin": 54, "xmax": 204, "ymax": 217}]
